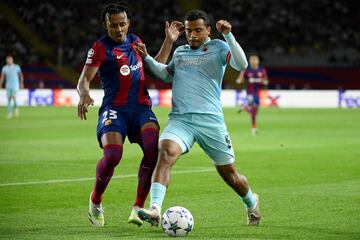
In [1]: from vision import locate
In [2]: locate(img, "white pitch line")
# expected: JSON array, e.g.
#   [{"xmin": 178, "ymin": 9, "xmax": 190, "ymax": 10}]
[{"xmin": 0, "ymin": 168, "xmax": 214, "ymax": 187}]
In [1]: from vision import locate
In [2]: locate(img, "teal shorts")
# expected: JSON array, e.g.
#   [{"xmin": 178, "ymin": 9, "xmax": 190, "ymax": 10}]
[
  {"xmin": 159, "ymin": 113, "xmax": 235, "ymax": 165},
  {"xmin": 6, "ymin": 88, "xmax": 19, "ymax": 97}
]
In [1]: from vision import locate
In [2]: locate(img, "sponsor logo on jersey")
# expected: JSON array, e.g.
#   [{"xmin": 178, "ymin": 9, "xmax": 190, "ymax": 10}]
[
  {"xmin": 130, "ymin": 61, "xmax": 142, "ymax": 71},
  {"xmin": 178, "ymin": 56, "xmax": 206, "ymax": 67},
  {"xmin": 119, "ymin": 62, "xmax": 142, "ymax": 76}
]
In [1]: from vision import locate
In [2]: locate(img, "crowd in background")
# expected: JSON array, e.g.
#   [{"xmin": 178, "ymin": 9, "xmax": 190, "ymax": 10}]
[{"xmin": 1, "ymin": 0, "xmax": 359, "ymax": 67}]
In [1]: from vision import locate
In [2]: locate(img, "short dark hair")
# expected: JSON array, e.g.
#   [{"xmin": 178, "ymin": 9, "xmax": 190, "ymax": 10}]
[
  {"xmin": 100, "ymin": 2, "xmax": 132, "ymax": 26},
  {"xmin": 184, "ymin": 9, "xmax": 210, "ymax": 26}
]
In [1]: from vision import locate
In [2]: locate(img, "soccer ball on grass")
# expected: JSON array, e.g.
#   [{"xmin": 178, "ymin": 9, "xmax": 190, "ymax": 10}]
[{"xmin": 162, "ymin": 206, "xmax": 194, "ymax": 237}]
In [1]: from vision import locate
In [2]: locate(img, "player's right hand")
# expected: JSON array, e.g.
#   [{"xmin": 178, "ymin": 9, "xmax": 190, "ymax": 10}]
[
  {"xmin": 134, "ymin": 43, "xmax": 148, "ymax": 58},
  {"xmin": 78, "ymin": 94, "xmax": 94, "ymax": 120},
  {"xmin": 165, "ymin": 21, "xmax": 184, "ymax": 43}
]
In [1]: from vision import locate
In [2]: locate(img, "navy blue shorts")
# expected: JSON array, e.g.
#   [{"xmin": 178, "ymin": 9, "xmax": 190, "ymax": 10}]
[
  {"xmin": 246, "ymin": 94, "xmax": 260, "ymax": 106},
  {"xmin": 96, "ymin": 105, "xmax": 159, "ymax": 148}
]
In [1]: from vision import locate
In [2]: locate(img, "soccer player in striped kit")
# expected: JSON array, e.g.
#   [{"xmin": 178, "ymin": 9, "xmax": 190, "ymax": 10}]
[
  {"xmin": 77, "ymin": 2, "xmax": 183, "ymax": 227},
  {"xmin": 236, "ymin": 54, "xmax": 269, "ymax": 135}
]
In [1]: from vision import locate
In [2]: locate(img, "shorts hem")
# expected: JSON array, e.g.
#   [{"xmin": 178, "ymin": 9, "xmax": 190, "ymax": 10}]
[{"xmin": 212, "ymin": 157, "xmax": 235, "ymax": 166}]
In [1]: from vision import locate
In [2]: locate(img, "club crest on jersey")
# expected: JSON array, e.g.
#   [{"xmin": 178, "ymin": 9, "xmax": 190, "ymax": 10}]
[{"xmin": 120, "ymin": 65, "xmax": 131, "ymax": 76}]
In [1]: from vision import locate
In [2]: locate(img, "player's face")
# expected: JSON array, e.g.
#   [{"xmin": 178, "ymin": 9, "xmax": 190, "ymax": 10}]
[
  {"xmin": 105, "ymin": 12, "xmax": 129, "ymax": 43},
  {"xmin": 185, "ymin": 19, "xmax": 211, "ymax": 49},
  {"xmin": 6, "ymin": 56, "xmax": 13, "ymax": 65},
  {"xmin": 249, "ymin": 55, "xmax": 259, "ymax": 68}
]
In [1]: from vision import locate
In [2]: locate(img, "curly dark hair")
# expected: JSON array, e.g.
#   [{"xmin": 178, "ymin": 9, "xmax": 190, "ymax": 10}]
[{"xmin": 100, "ymin": 2, "xmax": 132, "ymax": 28}]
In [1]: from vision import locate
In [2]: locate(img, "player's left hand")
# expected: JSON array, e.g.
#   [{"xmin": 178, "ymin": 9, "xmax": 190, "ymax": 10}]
[
  {"xmin": 165, "ymin": 21, "xmax": 184, "ymax": 43},
  {"xmin": 78, "ymin": 93, "xmax": 94, "ymax": 120},
  {"xmin": 216, "ymin": 20, "xmax": 232, "ymax": 34}
]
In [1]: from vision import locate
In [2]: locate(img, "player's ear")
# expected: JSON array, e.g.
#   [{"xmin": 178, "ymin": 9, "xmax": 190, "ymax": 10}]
[{"xmin": 207, "ymin": 26, "xmax": 211, "ymax": 35}]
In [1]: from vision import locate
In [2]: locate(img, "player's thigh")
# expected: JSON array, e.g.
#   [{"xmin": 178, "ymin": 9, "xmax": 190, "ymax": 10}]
[
  {"xmin": 246, "ymin": 94, "xmax": 254, "ymax": 106},
  {"xmin": 160, "ymin": 115, "xmax": 195, "ymax": 154},
  {"xmin": 97, "ymin": 107, "xmax": 127, "ymax": 148},
  {"xmin": 6, "ymin": 88, "xmax": 17, "ymax": 99},
  {"xmin": 194, "ymin": 115, "xmax": 235, "ymax": 166},
  {"xmin": 127, "ymin": 107, "xmax": 160, "ymax": 143}
]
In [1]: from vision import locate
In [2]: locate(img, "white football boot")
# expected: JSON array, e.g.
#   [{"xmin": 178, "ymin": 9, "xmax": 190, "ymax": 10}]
[
  {"xmin": 88, "ymin": 193, "xmax": 104, "ymax": 227},
  {"xmin": 247, "ymin": 193, "xmax": 260, "ymax": 226},
  {"xmin": 137, "ymin": 205, "xmax": 161, "ymax": 227}
]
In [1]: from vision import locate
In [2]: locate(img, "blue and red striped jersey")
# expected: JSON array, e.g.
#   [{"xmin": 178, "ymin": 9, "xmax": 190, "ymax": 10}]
[
  {"xmin": 243, "ymin": 67, "xmax": 268, "ymax": 96},
  {"xmin": 85, "ymin": 34, "xmax": 150, "ymax": 108}
]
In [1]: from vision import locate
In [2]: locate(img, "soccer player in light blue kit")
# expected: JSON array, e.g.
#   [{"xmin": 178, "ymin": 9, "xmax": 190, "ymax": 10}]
[
  {"xmin": 0, "ymin": 55, "xmax": 24, "ymax": 119},
  {"xmin": 135, "ymin": 9, "xmax": 261, "ymax": 226}
]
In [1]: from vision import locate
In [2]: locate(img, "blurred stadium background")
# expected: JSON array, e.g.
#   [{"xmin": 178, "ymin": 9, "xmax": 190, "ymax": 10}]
[{"xmin": 0, "ymin": 0, "xmax": 359, "ymax": 90}]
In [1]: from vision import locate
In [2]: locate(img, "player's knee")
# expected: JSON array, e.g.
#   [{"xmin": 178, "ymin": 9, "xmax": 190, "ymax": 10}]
[
  {"xmin": 158, "ymin": 144, "xmax": 179, "ymax": 166},
  {"xmin": 141, "ymin": 128, "xmax": 159, "ymax": 148},
  {"xmin": 103, "ymin": 144, "xmax": 123, "ymax": 168}
]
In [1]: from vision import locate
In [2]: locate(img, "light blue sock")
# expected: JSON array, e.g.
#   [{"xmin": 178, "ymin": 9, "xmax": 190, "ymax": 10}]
[
  {"xmin": 7, "ymin": 99, "xmax": 13, "ymax": 114},
  {"xmin": 150, "ymin": 182, "xmax": 166, "ymax": 207},
  {"xmin": 241, "ymin": 187, "xmax": 257, "ymax": 209}
]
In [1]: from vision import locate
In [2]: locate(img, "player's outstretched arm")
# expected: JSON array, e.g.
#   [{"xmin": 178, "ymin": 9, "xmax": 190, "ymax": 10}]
[
  {"xmin": 154, "ymin": 21, "xmax": 184, "ymax": 64},
  {"xmin": 77, "ymin": 66, "xmax": 96, "ymax": 120},
  {"xmin": 216, "ymin": 20, "xmax": 248, "ymax": 71},
  {"xmin": 236, "ymin": 71, "xmax": 245, "ymax": 85},
  {"xmin": 19, "ymin": 71, "xmax": 24, "ymax": 89},
  {"xmin": 135, "ymin": 43, "xmax": 173, "ymax": 83}
]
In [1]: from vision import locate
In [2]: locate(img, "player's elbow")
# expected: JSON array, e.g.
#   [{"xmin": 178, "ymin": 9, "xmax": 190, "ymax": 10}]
[{"xmin": 243, "ymin": 61, "xmax": 248, "ymax": 69}]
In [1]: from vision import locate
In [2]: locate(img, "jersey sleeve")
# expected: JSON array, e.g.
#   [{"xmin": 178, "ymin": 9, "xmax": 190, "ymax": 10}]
[
  {"xmin": 1, "ymin": 66, "xmax": 5, "ymax": 74},
  {"xmin": 166, "ymin": 47, "xmax": 179, "ymax": 76},
  {"xmin": 262, "ymin": 68, "xmax": 268, "ymax": 79},
  {"xmin": 217, "ymin": 40, "xmax": 231, "ymax": 65},
  {"xmin": 135, "ymin": 35, "xmax": 142, "ymax": 44},
  {"xmin": 85, "ymin": 41, "xmax": 106, "ymax": 67},
  {"xmin": 16, "ymin": 65, "xmax": 22, "ymax": 73}
]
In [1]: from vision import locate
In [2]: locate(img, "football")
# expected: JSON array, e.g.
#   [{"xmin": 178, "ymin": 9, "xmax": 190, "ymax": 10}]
[{"xmin": 162, "ymin": 206, "xmax": 194, "ymax": 237}]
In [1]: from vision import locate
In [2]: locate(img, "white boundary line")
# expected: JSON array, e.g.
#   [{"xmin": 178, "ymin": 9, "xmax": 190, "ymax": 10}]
[{"xmin": 0, "ymin": 168, "xmax": 214, "ymax": 187}]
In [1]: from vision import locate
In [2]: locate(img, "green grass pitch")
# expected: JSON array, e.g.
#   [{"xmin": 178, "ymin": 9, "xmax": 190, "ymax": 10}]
[{"xmin": 0, "ymin": 106, "xmax": 359, "ymax": 239}]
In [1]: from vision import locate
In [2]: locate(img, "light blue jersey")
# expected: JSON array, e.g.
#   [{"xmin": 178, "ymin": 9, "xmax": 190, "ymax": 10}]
[
  {"xmin": 166, "ymin": 38, "xmax": 230, "ymax": 116},
  {"xmin": 1, "ymin": 64, "xmax": 21, "ymax": 90},
  {"xmin": 144, "ymin": 32, "xmax": 248, "ymax": 165}
]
